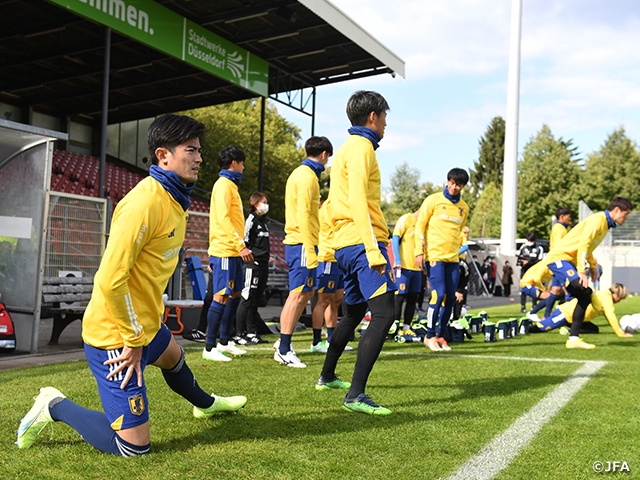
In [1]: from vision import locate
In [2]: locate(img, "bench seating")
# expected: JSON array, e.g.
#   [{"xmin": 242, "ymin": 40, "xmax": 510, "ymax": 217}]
[
  {"xmin": 264, "ymin": 269, "xmax": 289, "ymax": 306},
  {"xmin": 42, "ymin": 276, "xmax": 93, "ymax": 345}
]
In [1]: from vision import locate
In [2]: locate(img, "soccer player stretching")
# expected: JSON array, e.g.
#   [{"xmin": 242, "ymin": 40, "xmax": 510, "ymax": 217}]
[
  {"xmin": 316, "ymin": 90, "xmax": 397, "ymax": 415},
  {"xmin": 546, "ymin": 197, "xmax": 632, "ymax": 349},
  {"xmin": 17, "ymin": 115, "xmax": 246, "ymax": 456},
  {"xmin": 414, "ymin": 169, "xmax": 469, "ymax": 351}
]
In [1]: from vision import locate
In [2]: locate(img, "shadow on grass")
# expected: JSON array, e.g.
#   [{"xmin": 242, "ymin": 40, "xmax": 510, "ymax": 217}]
[
  {"xmin": 385, "ymin": 373, "xmax": 570, "ymax": 408},
  {"xmin": 150, "ymin": 408, "xmax": 443, "ymax": 453}
]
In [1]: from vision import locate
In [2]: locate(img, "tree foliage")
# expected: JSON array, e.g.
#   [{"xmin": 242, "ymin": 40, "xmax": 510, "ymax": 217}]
[
  {"xmin": 517, "ymin": 125, "xmax": 582, "ymax": 238},
  {"xmin": 467, "ymin": 183, "xmax": 502, "ymax": 237},
  {"xmin": 470, "ymin": 116, "xmax": 505, "ymax": 196},
  {"xmin": 581, "ymin": 128, "xmax": 640, "ymax": 211},
  {"xmin": 383, "ymin": 162, "xmax": 439, "ymax": 224},
  {"xmin": 182, "ymin": 100, "xmax": 303, "ymax": 222}
]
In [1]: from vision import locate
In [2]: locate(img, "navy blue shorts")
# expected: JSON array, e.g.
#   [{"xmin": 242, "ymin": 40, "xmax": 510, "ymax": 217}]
[
  {"xmin": 210, "ymin": 256, "xmax": 244, "ymax": 295},
  {"xmin": 335, "ymin": 242, "xmax": 397, "ymax": 305},
  {"xmin": 396, "ymin": 269, "xmax": 422, "ymax": 294},
  {"xmin": 286, "ymin": 244, "xmax": 317, "ymax": 293},
  {"xmin": 84, "ymin": 323, "xmax": 172, "ymax": 431},
  {"xmin": 316, "ymin": 261, "xmax": 344, "ymax": 294}
]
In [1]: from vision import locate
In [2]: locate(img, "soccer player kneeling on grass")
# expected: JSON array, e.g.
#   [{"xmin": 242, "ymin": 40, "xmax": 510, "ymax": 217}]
[
  {"xmin": 315, "ymin": 90, "xmax": 397, "ymax": 415},
  {"xmin": 536, "ymin": 283, "xmax": 633, "ymax": 340},
  {"xmin": 16, "ymin": 114, "xmax": 246, "ymax": 456}
]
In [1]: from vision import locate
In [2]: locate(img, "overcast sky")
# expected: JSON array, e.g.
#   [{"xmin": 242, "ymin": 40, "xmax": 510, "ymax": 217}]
[{"xmin": 276, "ymin": 0, "xmax": 640, "ymax": 190}]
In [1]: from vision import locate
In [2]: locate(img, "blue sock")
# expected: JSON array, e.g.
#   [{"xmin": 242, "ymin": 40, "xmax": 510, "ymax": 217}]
[
  {"xmin": 219, "ymin": 297, "xmax": 241, "ymax": 344},
  {"xmin": 544, "ymin": 294, "xmax": 559, "ymax": 319},
  {"xmin": 206, "ymin": 301, "xmax": 226, "ymax": 350},
  {"xmin": 279, "ymin": 333, "xmax": 292, "ymax": 354},
  {"xmin": 162, "ymin": 347, "xmax": 214, "ymax": 409},
  {"xmin": 529, "ymin": 298, "xmax": 547, "ymax": 315},
  {"xmin": 327, "ymin": 327, "xmax": 335, "ymax": 343},
  {"xmin": 313, "ymin": 328, "xmax": 322, "ymax": 345},
  {"xmin": 50, "ymin": 399, "xmax": 149, "ymax": 456}
]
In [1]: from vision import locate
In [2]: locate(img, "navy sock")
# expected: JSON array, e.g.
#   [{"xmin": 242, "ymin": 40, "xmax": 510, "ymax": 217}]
[
  {"xmin": 327, "ymin": 327, "xmax": 335, "ymax": 343},
  {"xmin": 50, "ymin": 399, "xmax": 149, "ymax": 456},
  {"xmin": 206, "ymin": 300, "xmax": 226, "ymax": 350},
  {"xmin": 544, "ymin": 294, "xmax": 559, "ymax": 318},
  {"xmin": 530, "ymin": 297, "xmax": 547, "ymax": 315},
  {"xmin": 220, "ymin": 297, "xmax": 241, "ymax": 344},
  {"xmin": 162, "ymin": 347, "xmax": 214, "ymax": 409},
  {"xmin": 279, "ymin": 333, "xmax": 292, "ymax": 354},
  {"xmin": 313, "ymin": 328, "xmax": 322, "ymax": 345}
]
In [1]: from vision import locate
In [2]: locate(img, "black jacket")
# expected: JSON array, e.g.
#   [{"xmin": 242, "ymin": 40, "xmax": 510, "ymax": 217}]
[{"xmin": 244, "ymin": 213, "xmax": 270, "ymax": 266}]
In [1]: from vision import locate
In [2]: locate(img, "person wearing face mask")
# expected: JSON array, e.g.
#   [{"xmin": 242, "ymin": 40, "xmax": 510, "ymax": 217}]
[{"xmin": 234, "ymin": 192, "xmax": 271, "ymax": 345}]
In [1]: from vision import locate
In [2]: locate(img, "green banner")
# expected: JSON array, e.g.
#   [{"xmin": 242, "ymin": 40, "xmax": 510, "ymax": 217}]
[{"xmin": 46, "ymin": 0, "xmax": 269, "ymax": 96}]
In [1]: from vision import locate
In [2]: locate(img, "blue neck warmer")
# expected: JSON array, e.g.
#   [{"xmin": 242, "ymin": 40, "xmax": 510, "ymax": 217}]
[
  {"xmin": 219, "ymin": 169, "xmax": 243, "ymax": 185},
  {"xmin": 605, "ymin": 210, "xmax": 617, "ymax": 229},
  {"xmin": 149, "ymin": 165, "xmax": 193, "ymax": 211},
  {"xmin": 559, "ymin": 222, "xmax": 569, "ymax": 228},
  {"xmin": 443, "ymin": 187, "xmax": 461, "ymax": 204},
  {"xmin": 348, "ymin": 126, "xmax": 381, "ymax": 151},
  {"xmin": 301, "ymin": 158, "xmax": 325, "ymax": 178}
]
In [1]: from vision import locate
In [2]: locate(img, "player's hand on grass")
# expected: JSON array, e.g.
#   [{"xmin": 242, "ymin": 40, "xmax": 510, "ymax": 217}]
[
  {"xmin": 622, "ymin": 332, "xmax": 633, "ymax": 338},
  {"xmin": 105, "ymin": 345, "xmax": 143, "ymax": 389}
]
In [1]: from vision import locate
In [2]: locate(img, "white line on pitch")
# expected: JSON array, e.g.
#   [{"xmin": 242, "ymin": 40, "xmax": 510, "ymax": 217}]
[{"xmin": 446, "ymin": 360, "xmax": 607, "ymax": 480}]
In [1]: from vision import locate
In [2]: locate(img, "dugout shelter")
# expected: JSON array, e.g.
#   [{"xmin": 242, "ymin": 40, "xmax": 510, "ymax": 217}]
[{"xmin": 0, "ymin": 0, "xmax": 404, "ymax": 354}]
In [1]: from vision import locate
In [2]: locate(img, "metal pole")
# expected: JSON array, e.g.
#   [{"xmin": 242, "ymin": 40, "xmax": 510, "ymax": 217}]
[
  {"xmin": 311, "ymin": 87, "xmax": 316, "ymax": 136},
  {"xmin": 258, "ymin": 96, "xmax": 266, "ymax": 191},
  {"xmin": 98, "ymin": 27, "xmax": 111, "ymax": 199},
  {"xmin": 500, "ymin": 0, "xmax": 522, "ymax": 256}
]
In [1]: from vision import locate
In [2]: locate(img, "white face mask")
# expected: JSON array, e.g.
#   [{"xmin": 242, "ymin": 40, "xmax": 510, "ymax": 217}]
[{"xmin": 256, "ymin": 203, "xmax": 269, "ymax": 215}]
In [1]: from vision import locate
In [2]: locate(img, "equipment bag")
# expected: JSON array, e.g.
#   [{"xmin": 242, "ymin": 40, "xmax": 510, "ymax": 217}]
[{"xmin": 0, "ymin": 302, "xmax": 16, "ymax": 353}]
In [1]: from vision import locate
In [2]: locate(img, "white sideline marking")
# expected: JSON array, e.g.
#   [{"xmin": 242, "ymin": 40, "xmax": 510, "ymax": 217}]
[{"xmin": 447, "ymin": 360, "xmax": 607, "ymax": 480}]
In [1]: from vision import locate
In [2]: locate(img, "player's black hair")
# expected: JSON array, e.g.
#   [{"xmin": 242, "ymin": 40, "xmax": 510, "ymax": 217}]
[
  {"xmin": 346, "ymin": 91, "xmax": 389, "ymax": 126},
  {"xmin": 447, "ymin": 168, "xmax": 469, "ymax": 186},
  {"xmin": 304, "ymin": 136, "xmax": 333, "ymax": 158},
  {"xmin": 608, "ymin": 197, "xmax": 633, "ymax": 212},
  {"xmin": 147, "ymin": 114, "xmax": 205, "ymax": 165},
  {"xmin": 526, "ymin": 232, "xmax": 537, "ymax": 242},
  {"xmin": 218, "ymin": 145, "xmax": 246, "ymax": 170},
  {"xmin": 555, "ymin": 207, "xmax": 571, "ymax": 218}
]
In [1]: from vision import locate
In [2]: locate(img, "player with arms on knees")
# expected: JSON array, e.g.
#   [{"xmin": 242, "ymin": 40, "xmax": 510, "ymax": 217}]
[
  {"xmin": 546, "ymin": 196, "xmax": 632, "ymax": 349},
  {"xmin": 414, "ymin": 168, "xmax": 469, "ymax": 351},
  {"xmin": 316, "ymin": 90, "xmax": 397, "ymax": 415},
  {"xmin": 275, "ymin": 136, "xmax": 332, "ymax": 368},
  {"xmin": 17, "ymin": 114, "xmax": 246, "ymax": 456}
]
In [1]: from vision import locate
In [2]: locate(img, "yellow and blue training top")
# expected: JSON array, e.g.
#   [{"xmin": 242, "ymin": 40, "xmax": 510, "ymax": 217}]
[{"xmin": 208, "ymin": 176, "xmax": 246, "ymax": 258}]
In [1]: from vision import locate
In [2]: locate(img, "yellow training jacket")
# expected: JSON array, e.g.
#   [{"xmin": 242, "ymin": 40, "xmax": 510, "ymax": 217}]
[
  {"xmin": 317, "ymin": 201, "xmax": 336, "ymax": 263},
  {"xmin": 546, "ymin": 212, "xmax": 609, "ymax": 273},
  {"xmin": 414, "ymin": 192, "xmax": 469, "ymax": 263},
  {"xmin": 283, "ymin": 163, "xmax": 320, "ymax": 268},
  {"xmin": 326, "ymin": 135, "xmax": 389, "ymax": 267},
  {"xmin": 393, "ymin": 213, "xmax": 420, "ymax": 271},
  {"xmin": 549, "ymin": 222, "xmax": 569, "ymax": 250},
  {"xmin": 208, "ymin": 176, "xmax": 246, "ymax": 258},
  {"xmin": 82, "ymin": 177, "xmax": 187, "ymax": 349},
  {"xmin": 558, "ymin": 289, "xmax": 624, "ymax": 337},
  {"xmin": 519, "ymin": 261, "xmax": 552, "ymax": 289}
]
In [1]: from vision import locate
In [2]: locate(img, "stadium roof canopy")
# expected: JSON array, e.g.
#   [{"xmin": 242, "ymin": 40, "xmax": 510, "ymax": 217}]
[{"xmin": 0, "ymin": 0, "xmax": 405, "ymax": 125}]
